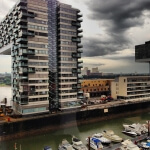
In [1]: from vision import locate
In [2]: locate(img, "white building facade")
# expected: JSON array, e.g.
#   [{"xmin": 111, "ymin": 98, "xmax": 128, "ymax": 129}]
[{"xmin": 111, "ymin": 76, "xmax": 150, "ymax": 100}]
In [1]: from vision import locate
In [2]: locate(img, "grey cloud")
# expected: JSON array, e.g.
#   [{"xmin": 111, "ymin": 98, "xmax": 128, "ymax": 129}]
[
  {"xmin": 87, "ymin": 0, "xmax": 150, "ymax": 32},
  {"xmin": 83, "ymin": 63, "xmax": 105, "ymax": 67},
  {"xmin": 83, "ymin": 0, "xmax": 150, "ymax": 57},
  {"xmin": 82, "ymin": 36, "xmax": 129, "ymax": 57},
  {"xmin": 105, "ymin": 56, "xmax": 134, "ymax": 61}
]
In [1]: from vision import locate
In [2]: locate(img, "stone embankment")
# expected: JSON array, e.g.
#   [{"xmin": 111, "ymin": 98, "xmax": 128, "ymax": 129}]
[{"xmin": 0, "ymin": 99, "xmax": 150, "ymax": 141}]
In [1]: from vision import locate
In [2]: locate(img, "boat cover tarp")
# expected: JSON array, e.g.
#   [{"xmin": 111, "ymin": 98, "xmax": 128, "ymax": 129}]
[
  {"xmin": 44, "ymin": 146, "xmax": 52, "ymax": 150},
  {"xmin": 146, "ymin": 142, "xmax": 150, "ymax": 147},
  {"xmin": 91, "ymin": 137, "xmax": 101, "ymax": 143}
]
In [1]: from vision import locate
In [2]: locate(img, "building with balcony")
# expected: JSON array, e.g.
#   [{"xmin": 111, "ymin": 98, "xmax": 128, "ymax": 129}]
[
  {"xmin": 111, "ymin": 76, "xmax": 150, "ymax": 100},
  {"xmin": 0, "ymin": 0, "xmax": 83, "ymax": 115},
  {"xmin": 81, "ymin": 79, "xmax": 113, "ymax": 97},
  {"xmin": 135, "ymin": 41, "xmax": 150, "ymax": 73}
]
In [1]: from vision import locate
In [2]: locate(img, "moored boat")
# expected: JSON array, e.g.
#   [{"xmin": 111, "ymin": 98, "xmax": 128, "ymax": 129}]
[
  {"xmin": 102, "ymin": 130, "xmax": 123, "ymax": 143},
  {"xmin": 122, "ymin": 130, "xmax": 137, "ymax": 137},
  {"xmin": 43, "ymin": 146, "xmax": 52, "ymax": 150},
  {"xmin": 58, "ymin": 139, "xmax": 75, "ymax": 150},
  {"xmin": 72, "ymin": 136, "xmax": 87, "ymax": 150},
  {"xmin": 119, "ymin": 139, "xmax": 140, "ymax": 150},
  {"xmin": 92, "ymin": 133, "xmax": 111, "ymax": 144},
  {"xmin": 85, "ymin": 137, "xmax": 103, "ymax": 150}
]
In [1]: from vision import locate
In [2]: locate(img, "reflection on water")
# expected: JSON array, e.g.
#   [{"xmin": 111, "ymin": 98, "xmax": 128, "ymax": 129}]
[
  {"xmin": 0, "ymin": 86, "xmax": 11, "ymax": 106},
  {"xmin": 0, "ymin": 111, "xmax": 149, "ymax": 150}
]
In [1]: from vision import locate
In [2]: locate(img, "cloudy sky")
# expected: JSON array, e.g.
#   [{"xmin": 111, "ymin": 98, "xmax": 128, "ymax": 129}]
[{"xmin": 0, "ymin": 0, "xmax": 150, "ymax": 73}]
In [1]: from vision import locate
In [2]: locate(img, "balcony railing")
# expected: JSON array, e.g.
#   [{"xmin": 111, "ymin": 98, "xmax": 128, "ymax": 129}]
[
  {"xmin": 16, "ymin": 38, "xmax": 27, "ymax": 43},
  {"xmin": 28, "ymin": 68, "xmax": 35, "ymax": 73},
  {"xmin": 77, "ymin": 44, "xmax": 83, "ymax": 48},
  {"xmin": 78, "ymin": 75, "xmax": 83, "ymax": 79},
  {"xmin": 72, "ymin": 38, "xmax": 81, "ymax": 43},
  {"xmin": 77, "ymin": 49, "xmax": 83, "ymax": 53},
  {"xmin": 78, "ymin": 60, "xmax": 83, "ymax": 63},
  {"xmin": 77, "ymin": 19, "xmax": 83, "ymax": 22},
  {"xmin": 72, "ymin": 21, "xmax": 81, "ymax": 27},
  {"xmin": 78, "ymin": 64, "xmax": 83, "ymax": 68},
  {"xmin": 77, "ymin": 29, "xmax": 83, "ymax": 33}
]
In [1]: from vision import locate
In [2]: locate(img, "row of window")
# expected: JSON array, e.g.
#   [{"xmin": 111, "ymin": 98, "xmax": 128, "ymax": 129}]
[
  {"xmin": 60, "ymin": 18, "xmax": 72, "ymax": 24},
  {"xmin": 60, "ymin": 85, "xmax": 73, "ymax": 88},
  {"xmin": 28, "ymin": 7, "xmax": 47, "ymax": 14},
  {"xmin": 35, "ymin": 50, "xmax": 48, "ymax": 54},
  {"xmin": 61, "ymin": 90, "xmax": 77, "ymax": 93},
  {"xmin": 29, "ymin": 97, "xmax": 48, "ymax": 102},
  {"xmin": 83, "ymin": 84, "xmax": 109, "ymax": 86},
  {"xmin": 29, "ymin": 91, "xmax": 48, "ymax": 96},
  {"xmin": 82, "ymin": 88, "xmax": 109, "ymax": 92},
  {"xmin": 28, "ymin": 18, "xmax": 47, "ymax": 25},
  {"xmin": 61, "ymin": 95, "xmax": 77, "ymax": 99},
  {"xmin": 60, "ymin": 79, "xmax": 77, "ymax": 82},
  {"xmin": 60, "ymin": 24, "xmax": 76, "ymax": 30},
  {"xmin": 28, "ymin": 62, "xmax": 48, "ymax": 66},
  {"xmin": 28, "ymin": 43, "xmax": 48, "ymax": 48},
  {"xmin": 60, "ymin": 68, "xmax": 72, "ymax": 72},
  {"xmin": 60, "ymin": 7, "xmax": 77, "ymax": 14},
  {"xmin": 60, "ymin": 52, "xmax": 72, "ymax": 56},
  {"xmin": 60, "ymin": 41, "xmax": 76, "ymax": 46},
  {"xmin": 60, "ymin": 13, "xmax": 76, "ymax": 19},
  {"xmin": 60, "ymin": 46, "xmax": 76, "ymax": 51},
  {"xmin": 60, "ymin": 57, "xmax": 76, "ymax": 61},
  {"xmin": 35, "ymin": 32, "xmax": 48, "ymax": 37},
  {"xmin": 22, "ymin": 107, "xmax": 47, "ymax": 114},
  {"xmin": 34, "ymin": 68, "xmax": 48, "ymax": 72},
  {"xmin": 60, "ymin": 63, "xmax": 76, "ymax": 67},
  {"xmin": 59, "ymin": 74, "xmax": 77, "ymax": 77},
  {"xmin": 29, "ymin": 74, "xmax": 48, "ymax": 78},
  {"xmin": 29, "ymin": 80, "xmax": 48, "ymax": 83},
  {"xmin": 60, "ymin": 35, "xmax": 72, "ymax": 40},
  {"xmin": 28, "ymin": 24, "xmax": 48, "ymax": 31},
  {"xmin": 60, "ymin": 30, "xmax": 76, "ymax": 35}
]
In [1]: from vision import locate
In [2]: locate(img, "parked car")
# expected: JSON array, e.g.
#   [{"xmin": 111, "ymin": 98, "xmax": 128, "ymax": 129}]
[
  {"xmin": 100, "ymin": 97, "xmax": 107, "ymax": 103},
  {"xmin": 106, "ymin": 96, "xmax": 113, "ymax": 102}
]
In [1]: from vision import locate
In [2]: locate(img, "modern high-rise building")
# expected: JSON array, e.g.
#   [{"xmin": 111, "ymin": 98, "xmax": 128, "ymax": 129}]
[{"xmin": 0, "ymin": 0, "xmax": 83, "ymax": 115}]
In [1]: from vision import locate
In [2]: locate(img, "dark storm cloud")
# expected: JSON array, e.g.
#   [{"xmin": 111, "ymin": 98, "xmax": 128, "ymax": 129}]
[
  {"xmin": 82, "ymin": 36, "xmax": 129, "ymax": 57},
  {"xmin": 87, "ymin": 0, "xmax": 150, "ymax": 31},
  {"xmin": 83, "ymin": 0, "xmax": 150, "ymax": 57}
]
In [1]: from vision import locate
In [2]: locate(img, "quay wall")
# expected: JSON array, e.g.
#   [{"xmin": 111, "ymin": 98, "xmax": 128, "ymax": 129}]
[{"xmin": 0, "ymin": 100, "xmax": 150, "ymax": 141}]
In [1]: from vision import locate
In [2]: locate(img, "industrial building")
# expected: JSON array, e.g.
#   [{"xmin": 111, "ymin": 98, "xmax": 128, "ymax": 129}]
[{"xmin": 81, "ymin": 79, "xmax": 113, "ymax": 97}]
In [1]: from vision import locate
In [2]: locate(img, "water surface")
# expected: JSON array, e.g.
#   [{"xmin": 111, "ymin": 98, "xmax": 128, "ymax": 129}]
[{"xmin": 0, "ymin": 112, "xmax": 149, "ymax": 150}]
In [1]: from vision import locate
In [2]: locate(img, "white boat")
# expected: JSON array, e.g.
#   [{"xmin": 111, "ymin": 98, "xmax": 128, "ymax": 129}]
[
  {"xmin": 139, "ymin": 142, "xmax": 150, "ymax": 149},
  {"xmin": 119, "ymin": 139, "xmax": 140, "ymax": 150},
  {"xmin": 123, "ymin": 123, "xmax": 148, "ymax": 135},
  {"xmin": 85, "ymin": 137, "xmax": 103, "ymax": 150},
  {"xmin": 43, "ymin": 146, "xmax": 52, "ymax": 150},
  {"xmin": 58, "ymin": 139, "xmax": 75, "ymax": 150},
  {"xmin": 92, "ymin": 133, "xmax": 111, "ymax": 144},
  {"xmin": 72, "ymin": 136, "xmax": 88, "ymax": 150},
  {"xmin": 122, "ymin": 130, "xmax": 137, "ymax": 137},
  {"xmin": 102, "ymin": 130, "xmax": 123, "ymax": 143}
]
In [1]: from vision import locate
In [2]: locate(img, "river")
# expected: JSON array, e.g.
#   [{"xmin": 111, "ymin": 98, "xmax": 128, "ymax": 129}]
[
  {"xmin": 0, "ymin": 86, "xmax": 12, "ymax": 106},
  {"xmin": 0, "ymin": 87, "xmax": 149, "ymax": 150}
]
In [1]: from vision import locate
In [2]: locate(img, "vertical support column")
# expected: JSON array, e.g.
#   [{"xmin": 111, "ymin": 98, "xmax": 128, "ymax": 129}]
[
  {"xmin": 47, "ymin": 0, "xmax": 58, "ymax": 111},
  {"xmin": 149, "ymin": 62, "xmax": 150, "ymax": 74}
]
